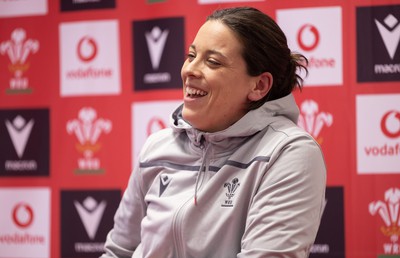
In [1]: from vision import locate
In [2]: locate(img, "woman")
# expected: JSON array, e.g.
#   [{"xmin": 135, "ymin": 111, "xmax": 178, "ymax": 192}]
[{"xmin": 101, "ymin": 6, "xmax": 326, "ymax": 258}]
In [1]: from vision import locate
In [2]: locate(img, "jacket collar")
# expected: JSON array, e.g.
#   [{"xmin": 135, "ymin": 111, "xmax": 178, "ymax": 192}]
[{"xmin": 170, "ymin": 93, "xmax": 299, "ymax": 146}]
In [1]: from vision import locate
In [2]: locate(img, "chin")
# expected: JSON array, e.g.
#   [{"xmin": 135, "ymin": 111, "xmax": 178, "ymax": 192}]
[
  {"xmin": 182, "ymin": 109, "xmax": 202, "ymax": 129},
  {"xmin": 181, "ymin": 108, "xmax": 193, "ymax": 122}
]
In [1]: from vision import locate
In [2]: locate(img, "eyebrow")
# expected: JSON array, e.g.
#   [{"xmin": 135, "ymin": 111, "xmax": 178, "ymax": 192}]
[{"xmin": 189, "ymin": 44, "xmax": 228, "ymax": 60}]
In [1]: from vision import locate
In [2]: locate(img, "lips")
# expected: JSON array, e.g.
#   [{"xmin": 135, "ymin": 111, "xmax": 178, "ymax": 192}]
[{"xmin": 185, "ymin": 86, "xmax": 208, "ymax": 98}]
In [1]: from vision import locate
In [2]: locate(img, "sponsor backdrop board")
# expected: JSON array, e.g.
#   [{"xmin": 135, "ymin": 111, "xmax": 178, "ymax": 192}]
[{"xmin": 0, "ymin": 0, "xmax": 399, "ymax": 257}]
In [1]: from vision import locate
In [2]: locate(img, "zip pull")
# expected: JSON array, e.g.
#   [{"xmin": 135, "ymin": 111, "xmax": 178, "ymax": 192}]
[{"xmin": 194, "ymin": 134, "xmax": 206, "ymax": 149}]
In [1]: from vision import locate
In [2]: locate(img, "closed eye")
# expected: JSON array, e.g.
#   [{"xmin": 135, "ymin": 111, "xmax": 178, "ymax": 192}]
[
  {"xmin": 187, "ymin": 53, "xmax": 196, "ymax": 62},
  {"xmin": 207, "ymin": 59, "xmax": 221, "ymax": 66}
]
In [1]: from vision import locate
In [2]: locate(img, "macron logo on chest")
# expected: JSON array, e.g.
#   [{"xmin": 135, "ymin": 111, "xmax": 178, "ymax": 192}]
[{"xmin": 159, "ymin": 174, "xmax": 172, "ymax": 197}]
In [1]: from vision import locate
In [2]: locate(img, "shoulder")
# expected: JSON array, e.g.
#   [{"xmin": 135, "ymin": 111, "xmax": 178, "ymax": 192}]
[
  {"xmin": 257, "ymin": 121, "xmax": 326, "ymax": 169},
  {"xmin": 257, "ymin": 118, "xmax": 316, "ymax": 150}
]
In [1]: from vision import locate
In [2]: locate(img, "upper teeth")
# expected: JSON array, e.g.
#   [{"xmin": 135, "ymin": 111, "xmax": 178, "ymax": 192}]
[{"xmin": 186, "ymin": 87, "xmax": 207, "ymax": 96}]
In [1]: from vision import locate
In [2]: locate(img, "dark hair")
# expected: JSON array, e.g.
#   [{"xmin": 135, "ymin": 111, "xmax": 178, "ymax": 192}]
[{"xmin": 207, "ymin": 6, "xmax": 308, "ymax": 110}]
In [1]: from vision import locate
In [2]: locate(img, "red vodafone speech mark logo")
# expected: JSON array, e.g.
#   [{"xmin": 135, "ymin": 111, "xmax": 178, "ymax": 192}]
[
  {"xmin": 381, "ymin": 110, "xmax": 400, "ymax": 139},
  {"xmin": 146, "ymin": 117, "xmax": 166, "ymax": 136},
  {"xmin": 77, "ymin": 36, "xmax": 97, "ymax": 62},
  {"xmin": 297, "ymin": 24, "xmax": 320, "ymax": 51},
  {"xmin": 12, "ymin": 202, "xmax": 34, "ymax": 228}
]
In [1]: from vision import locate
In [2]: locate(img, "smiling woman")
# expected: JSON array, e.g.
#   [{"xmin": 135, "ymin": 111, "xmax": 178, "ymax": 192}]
[
  {"xmin": 101, "ymin": 6, "xmax": 326, "ymax": 258},
  {"xmin": 181, "ymin": 19, "xmax": 258, "ymax": 132}
]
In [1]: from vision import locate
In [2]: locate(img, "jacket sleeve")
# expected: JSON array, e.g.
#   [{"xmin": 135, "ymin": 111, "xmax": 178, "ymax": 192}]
[
  {"xmin": 239, "ymin": 134, "xmax": 327, "ymax": 258},
  {"xmin": 100, "ymin": 162, "xmax": 146, "ymax": 258}
]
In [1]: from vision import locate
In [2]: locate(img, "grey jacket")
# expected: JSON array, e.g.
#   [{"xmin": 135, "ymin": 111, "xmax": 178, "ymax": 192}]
[{"xmin": 101, "ymin": 93, "xmax": 326, "ymax": 258}]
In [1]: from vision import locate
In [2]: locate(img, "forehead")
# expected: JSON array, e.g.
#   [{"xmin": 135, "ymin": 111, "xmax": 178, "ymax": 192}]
[{"xmin": 191, "ymin": 20, "xmax": 243, "ymax": 54}]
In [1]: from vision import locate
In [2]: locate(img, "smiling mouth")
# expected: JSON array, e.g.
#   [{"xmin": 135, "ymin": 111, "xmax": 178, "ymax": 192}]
[{"xmin": 186, "ymin": 86, "xmax": 208, "ymax": 98}]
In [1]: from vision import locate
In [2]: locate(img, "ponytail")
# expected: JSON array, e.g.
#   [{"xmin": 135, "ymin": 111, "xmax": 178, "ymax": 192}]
[{"xmin": 289, "ymin": 52, "xmax": 308, "ymax": 91}]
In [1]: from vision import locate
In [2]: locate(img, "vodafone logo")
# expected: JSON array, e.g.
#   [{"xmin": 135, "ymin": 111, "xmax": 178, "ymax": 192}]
[
  {"xmin": 297, "ymin": 24, "xmax": 320, "ymax": 51},
  {"xmin": 146, "ymin": 117, "xmax": 166, "ymax": 136},
  {"xmin": 0, "ymin": 188, "xmax": 49, "ymax": 256},
  {"xmin": 60, "ymin": 20, "xmax": 121, "ymax": 96},
  {"xmin": 277, "ymin": 7, "xmax": 342, "ymax": 86},
  {"xmin": 381, "ymin": 110, "xmax": 400, "ymax": 139},
  {"xmin": 357, "ymin": 94, "xmax": 400, "ymax": 173},
  {"xmin": 77, "ymin": 36, "xmax": 97, "ymax": 62},
  {"xmin": 12, "ymin": 202, "xmax": 34, "ymax": 228}
]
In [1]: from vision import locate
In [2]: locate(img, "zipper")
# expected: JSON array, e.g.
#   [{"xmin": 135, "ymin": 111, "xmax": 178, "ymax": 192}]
[
  {"xmin": 172, "ymin": 198, "xmax": 191, "ymax": 258},
  {"xmin": 172, "ymin": 140, "xmax": 209, "ymax": 257},
  {"xmin": 194, "ymin": 142, "xmax": 209, "ymax": 205}
]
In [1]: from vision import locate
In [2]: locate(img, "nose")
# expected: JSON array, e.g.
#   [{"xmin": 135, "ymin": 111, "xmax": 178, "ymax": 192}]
[{"xmin": 181, "ymin": 58, "xmax": 202, "ymax": 79}]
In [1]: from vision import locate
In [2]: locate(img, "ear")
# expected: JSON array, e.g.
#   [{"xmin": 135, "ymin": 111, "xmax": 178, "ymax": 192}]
[{"xmin": 247, "ymin": 72, "xmax": 273, "ymax": 102}]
